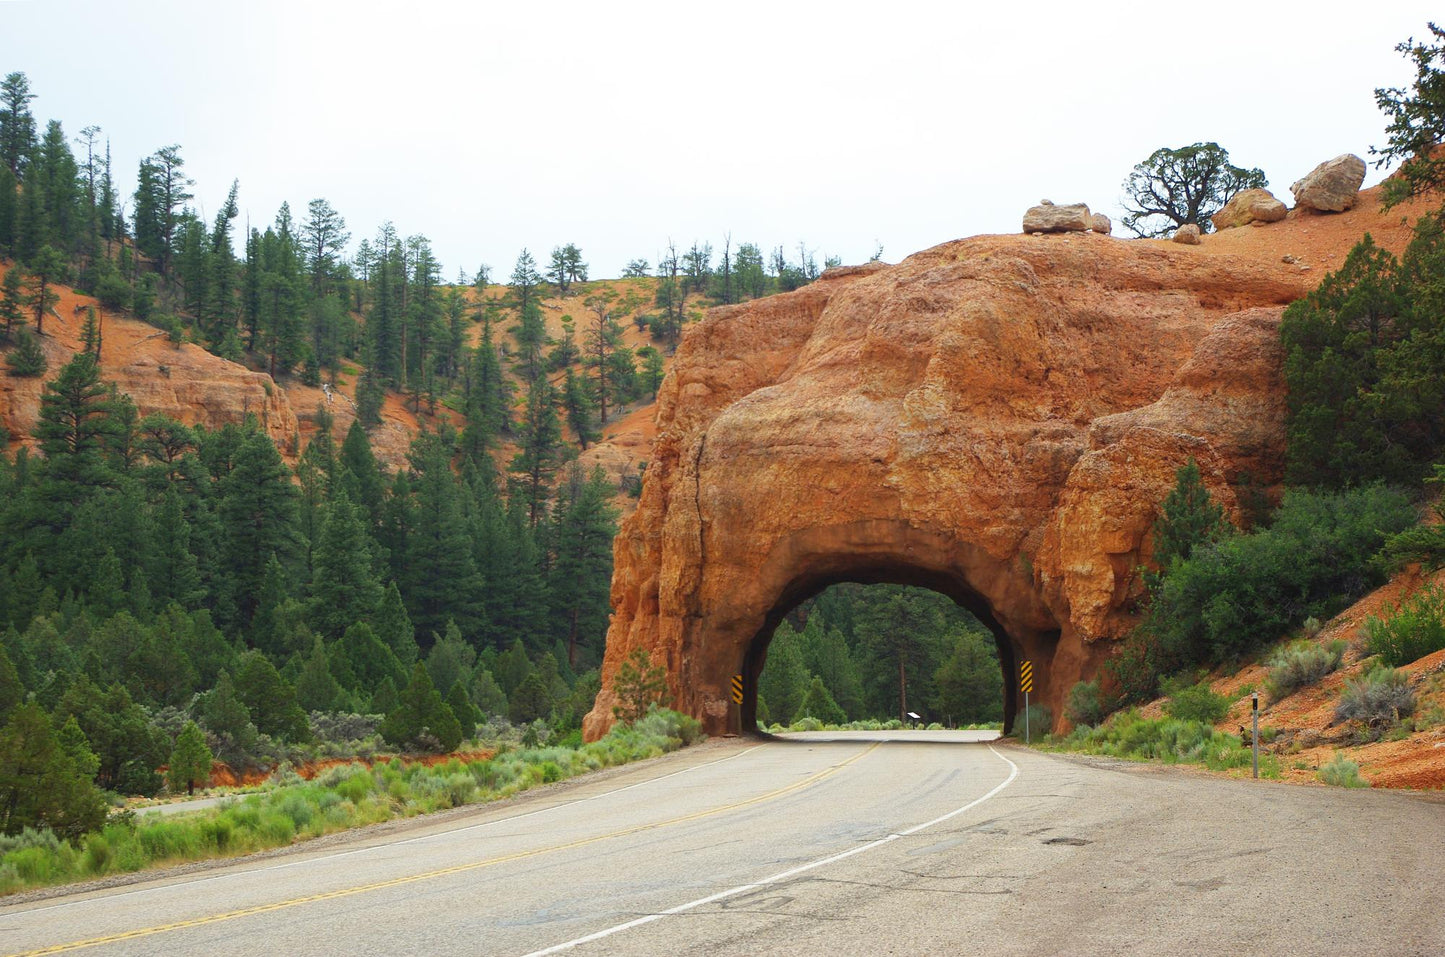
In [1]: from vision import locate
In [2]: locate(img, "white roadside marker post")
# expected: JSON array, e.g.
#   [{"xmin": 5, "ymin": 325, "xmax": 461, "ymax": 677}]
[{"xmin": 1252, "ymin": 691, "xmax": 1260, "ymax": 780}]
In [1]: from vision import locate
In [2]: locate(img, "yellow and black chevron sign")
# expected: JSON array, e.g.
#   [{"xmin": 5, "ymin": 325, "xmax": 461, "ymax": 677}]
[
  {"xmin": 731, "ymin": 674, "xmax": 744, "ymax": 705},
  {"xmin": 1020, "ymin": 660, "xmax": 1033, "ymax": 694}
]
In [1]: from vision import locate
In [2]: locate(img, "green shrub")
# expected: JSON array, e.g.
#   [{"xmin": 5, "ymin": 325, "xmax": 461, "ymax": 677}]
[
  {"xmin": 1317, "ymin": 753, "xmax": 1370, "ymax": 788},
  {"xmin": 257, "ymin": 811, "xmax": 296, "ymax": 844},
  {"xmin": 1266, "ymin": 640, "xmax": 1346, "ymax": 702},
  {"xmin": 1065, "ymin": 680, "xmax": 1104, "ymax": 727},
  {"xmin": 136, "ymin": 820, "xmax": 198, "ymax": 862},
  {"xmin": 1364, "ymin": 584, "xmax": 1445, "ymax": 666},
  {"xmin": 81, "ymin": 833, "xmax": 112, "ymax": 875},
  {"xmin": 1140, "ymin": 486, "xmax": 1414, "ymax": 676},
  {"xmin": 1162, "ymin": 680, "xmax": 1231, "ymax": 724},
  {"xmin": 1020, "ymin": 704, "xmax": 1052, "ymax": 737},
  {"xmin": 1052, "ymin": 710, "xmax": 1279, "ymax": 777},
  {"xmin": 274, "ymin": 792, "xmax": 315, "ymax": 830},
  {"xmin": 1335, "ymin": 665, "xmax": 1415, "ymax": 740},
  {"xmin": 5, "ymin": 330, "xmax": 47, "ymax": 377}
]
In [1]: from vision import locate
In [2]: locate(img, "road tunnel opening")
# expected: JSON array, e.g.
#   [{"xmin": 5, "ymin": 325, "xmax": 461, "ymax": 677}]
[{"xmin": 741, "ymin": 568, "xmax": 1022, "ymax": 736}]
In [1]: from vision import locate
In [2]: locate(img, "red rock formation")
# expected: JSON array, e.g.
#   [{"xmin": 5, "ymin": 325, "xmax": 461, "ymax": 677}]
[
  {"xmin": 1, "ymin": 279, "xmax": 297, "ymax": 454},
  {"xmin": 584, "ymin": 235, "xmax": 1308, "ymax": 739}
]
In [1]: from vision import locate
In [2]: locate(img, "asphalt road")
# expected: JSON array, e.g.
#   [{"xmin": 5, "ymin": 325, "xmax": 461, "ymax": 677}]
[{"xmin": 4, "ymin": 730, "xmax": 1443, "ymax": 956}]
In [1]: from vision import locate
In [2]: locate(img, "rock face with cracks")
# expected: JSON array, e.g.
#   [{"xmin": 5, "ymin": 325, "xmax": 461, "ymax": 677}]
[{"xmin": 583, "ymin": 234, "xmax": 1307, "ymax": 740}]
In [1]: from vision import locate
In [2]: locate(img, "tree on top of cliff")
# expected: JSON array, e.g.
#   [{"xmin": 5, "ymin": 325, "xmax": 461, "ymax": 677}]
[
  {"xmin": 1375, "ymin": 22, "xmax": 1445, "ymax": 208},
  {"xmin": 1120, "ymin": 143, "xmax": 1266, "ymax": 238}
]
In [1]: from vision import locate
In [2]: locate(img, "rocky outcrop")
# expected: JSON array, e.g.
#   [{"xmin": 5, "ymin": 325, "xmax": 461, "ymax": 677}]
[
  {"xmin": 1211, "ymin": 188, "xmax": 1288, "ymax": 230},
  {"xmin": 583, "ymin": 236, "xmax": 1307, "ymax": 741},
  {"xmin": 1023, "ymin": 201, "xmax": 1091, "ymax": 233},
  {"xmin": 1090, "ymin": 213, "xmax": 1112, "ymax": 235},
  {"xmin": 1, "ymin": 288, "xmax": 298, "ymax": 455},
  {"xmin": 1173, "ymin": 224, "xmax": 1202, "ymax": 245},
  {"xmin": 1292, "ymin": 154, "xmax": 1366, "ymax": 212}
]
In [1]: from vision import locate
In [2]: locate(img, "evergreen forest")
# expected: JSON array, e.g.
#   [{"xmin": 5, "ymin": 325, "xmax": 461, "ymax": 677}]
[{"xmin": 0, "ymin": 69, "xmax": 855, "ymax": 836}]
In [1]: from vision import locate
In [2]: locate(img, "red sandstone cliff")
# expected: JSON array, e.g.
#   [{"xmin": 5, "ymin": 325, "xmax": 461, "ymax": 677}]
[{"xmin": 584, "ymin": 184, "xmax": 1438, "ymax": 740}]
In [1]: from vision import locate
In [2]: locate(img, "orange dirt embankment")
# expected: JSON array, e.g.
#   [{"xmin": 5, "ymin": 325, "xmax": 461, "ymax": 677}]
[
  {"xmin": 201, "ymin": 748, "xmax": 496, "ymax": 789},
  {"xmin": 1139, "ymin": 566, "xmax": 1445, "ymax": 790},
  {"xmin": 1, "ymin": 266, "xmax": 297, "ymax": 456}
]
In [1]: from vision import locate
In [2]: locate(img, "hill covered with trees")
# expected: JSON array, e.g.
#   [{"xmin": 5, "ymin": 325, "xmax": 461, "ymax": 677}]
[{"xmin": 0, "ymin": 69, "xmax": 859, "ymax": 835}]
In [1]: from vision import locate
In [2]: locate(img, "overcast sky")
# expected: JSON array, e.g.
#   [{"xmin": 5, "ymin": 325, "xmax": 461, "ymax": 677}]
[{"xmin": 1, "ymin": 1, "xmax": 1438, "ymax": 278}]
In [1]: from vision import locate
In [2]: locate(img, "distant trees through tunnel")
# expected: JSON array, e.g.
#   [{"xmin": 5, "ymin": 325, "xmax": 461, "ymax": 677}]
[{"xmin": 755, "ymin": 584, "xmax": 1004, "ymax": 729}]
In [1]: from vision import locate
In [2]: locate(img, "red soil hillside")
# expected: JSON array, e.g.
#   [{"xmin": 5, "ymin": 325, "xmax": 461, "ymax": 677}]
[{"xmin": 1, "ymin": 268, "xmax": 298, "ymax": 455}]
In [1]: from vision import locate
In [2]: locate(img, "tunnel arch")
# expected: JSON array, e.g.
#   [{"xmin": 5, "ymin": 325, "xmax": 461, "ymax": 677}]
[
  {"xmin": 739, "ymin": 566, "xmax": 1024, "ymax": 735},
  {"xmin": 582, "ymin": 241, "xmax": 1291, "ymax": 742},
  {"xmin": 651, "ymin": 518, "xmax": 1067, "ymax": 739}
]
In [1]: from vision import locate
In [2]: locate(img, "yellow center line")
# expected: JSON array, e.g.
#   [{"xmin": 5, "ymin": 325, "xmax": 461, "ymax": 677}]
[{"xmin": 9, "ymin": 742, "xmax": 879, "ymax": 957}]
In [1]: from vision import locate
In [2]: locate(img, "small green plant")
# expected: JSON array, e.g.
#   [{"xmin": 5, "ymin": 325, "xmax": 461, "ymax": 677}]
[
  {"xmin": 1021, "ymin": 704, "xmax": 1052, "ymax": 738},
  {"xmin": 1364, "ymin": 584, "xmax": 1445, "ymax": 666},
  {"xmin": 610, "ymin": 649, "xmax": 668, "ymax": 723},
  {"xmin": 1317, "ymin": 753, "xmax": 1370, "ymax": 788},
  {"xmin": 1065, "ymin": 680, "xmax": 1105, "ymax": 727},
  {"xmin": 1266, "ymin": 640, "xmax": 1346, "ymax": 702},
  {"xmin": 5, "ymin": 330, "xmax": 47, "ymax": 377},
  {"xmin": 1162, "ymin": 679, "xmax": 1231, "ymax": 724},
  {"xmin": 1335, "ymin": 665, "xmax": 1415, "ymax": 741}
]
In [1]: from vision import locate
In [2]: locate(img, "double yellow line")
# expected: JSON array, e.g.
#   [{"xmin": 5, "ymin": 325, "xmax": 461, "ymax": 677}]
[{"xmin": 9, "ymin": 743, "xmax": 878, "ymax": 956}]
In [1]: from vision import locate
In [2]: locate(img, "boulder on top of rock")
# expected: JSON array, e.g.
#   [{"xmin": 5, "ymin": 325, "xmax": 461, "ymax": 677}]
[
  {"xmin": 1291, "ymin": 154, "xmax": 1366, "ymax": 212},
  {"xmin": 1090, "ymin": 213, "xmax": 1112, "ymax": 235},
  {"xmin": 1023, "ymin": 201, "xmax": 1091, "ymax": 233},
  {"xmin": 1172, "ymin": 223, "xmax": 1202, "ymax": 245},
  {"xmin": 1211, "ymin": 188, "xmax": 1288, "ymax": 230}
]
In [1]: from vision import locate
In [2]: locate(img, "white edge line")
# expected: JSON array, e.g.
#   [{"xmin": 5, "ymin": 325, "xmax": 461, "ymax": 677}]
[
  {"xmin": 9, "ymin": 744, "xmax": 764, "ymax": 916},
  {"xmin": 520, "ymin": 742, "xmax": 1021, "ymax": 957}
]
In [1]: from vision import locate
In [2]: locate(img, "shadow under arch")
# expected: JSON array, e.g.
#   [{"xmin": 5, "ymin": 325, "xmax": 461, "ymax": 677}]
[{"xmin": 739, "ymin": 563, "xmax": 1027, "ymax": 737}]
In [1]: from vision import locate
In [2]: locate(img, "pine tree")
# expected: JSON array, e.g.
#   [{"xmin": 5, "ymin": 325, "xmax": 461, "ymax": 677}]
[
  {"xmin": 0, "ymin": 265, "xmax": 23, "ymax": 341},
  {"xmin": 0, "ymin": 703, "xmax": 108, "ymax": 838},
  {"xmin": 217, "ymin": 430, "xmax": 298, "ymax": 628},
  {"xmin": 0, "ymin": 72, "xmax": 37, "ymax": 182},
  {"xmin": 373, "ymin": 580, "xmax": 418, "ymax": 668},
  {"xmin": 758, "ymin": 622, "xmax": 809, "ymax": 725},
  {"xmin": 404, "ymin": 434, "xmax": 483, "ymax": 639},
  {"xmin": 302, "ymin": 198, "xmax": 349, "ymax": 295},
  {"xmin": 34, "ymin": 352, "xmax": 120, "ymax": 517},
  {"xmin": 794, "ymin": 675, "xmax": 846, "ymax": 725},
  {"xmin": 561, "ymin": 367, "xmax": 597, "ymax": 449},
  {"xmin": 167, "ymin": 720, "xmax": 213, "ymax": 796},
  {"xmin": 34, "ymin": 120, "xmax": 80, "ymax": 256},
  {"xmin": 5, "ymin": 329, "xmax": 46, "ymax": 377},
  {"xmin": 0, "ymin": 169, "xmax": 17, "ymax": 259},
  {"xmin": 309, "ymin": 490, "xmax": 383, "ymax": 638},
  {"xmin": 0, "ymin": 72, "xmax": 38, "ymax": 180},
  {"xmin": 337, "ymin": 419, "xmax": 386, "ymax": 526},
  {"xmin": 508, "ymin": 671, "xmax": 552, "ymax": 724},
  {"xmin": 424, "ymin": 620, "xmax": 475, "ymax": 697},
  {"xmin": 444, "ymin": 680, "xmax": 479, "ymax": 740},
  {"xmin": 932, "ymin": 627, "xmax": 1003, "ymax": 724},
  {"xmin": 148, "ymin": 145, "xmax": 193, "ymax": 276},
  {"xmin": 550, "ymin": 465, "xmax": 617, "ymax": 667},
  {"xmin": 335, "ymin": 622, "xmax": 404, "ymax": 699},
  {"xmin": 295, "ymin": 635, "xmax": 342, "ymax": 711},
  {"xmin": 79, "ymin": 307, "xmax": 101, "ymax": 357},
  {"xmin": 380, "ymin": 662, "xmax": 460, "ymax": 752},
  {"xmin": 609, "ymin": 648, "xmax": 667, "ymax": 723},
  {"xmin": 25, "ymin": 244, "xmax": 66, "ymax": 335},
  {"xmin": 1150, "ymin": 458, "xmax": 1229, "ymax": 577},
  {"xmin": 509, "ymin": 377, "xmax": 563, "ymax": 527},
  {"xmin": 233, "ymin": 651, "xmax": 309, "ymax": 741},
  {"xmin": 460, "ymin": 319, "xmax": 511, "ymax": 465}
]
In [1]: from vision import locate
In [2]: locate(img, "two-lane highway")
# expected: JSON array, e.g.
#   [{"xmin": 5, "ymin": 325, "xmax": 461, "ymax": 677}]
[{"xmin": 4, "ymin": 731, "xmax": 1442, "ymax": 956}]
